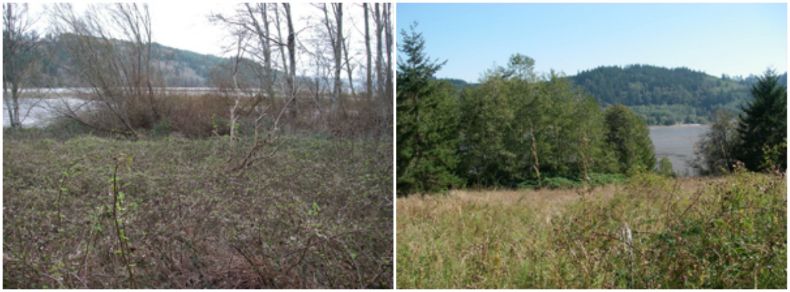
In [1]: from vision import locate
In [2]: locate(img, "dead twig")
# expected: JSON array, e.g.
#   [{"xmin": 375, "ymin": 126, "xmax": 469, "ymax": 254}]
[
  {"xmin": 281, "ymin": 225, "xmax": 389, "ymax": 259},
  {"xmin": 362, "ymin": 261, "xmax": 392, "ymax": 289}
]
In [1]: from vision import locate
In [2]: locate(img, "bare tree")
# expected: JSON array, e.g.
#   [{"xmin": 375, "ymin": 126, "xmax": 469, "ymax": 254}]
[
  {"xmin": 244, "ymin": 3, "xmax": 276, "ymax": 106},
  {"xmin": 3, "ymin": 3, "xmax": 42, "ymax": 130},
  {"xmin": 340, "ymin": 6, "xmax": 356, "ymax": 100},
  {"xmin": 363, "ymin": 3, "xmax": 372, "ymax": 101},
  {"xmin": 270, "ymin": 4, "xmax": 298, "ymax": 119},
  {"xmin": 321, "ymin": 3, "xmax": 343, "ymax": 112},
  {"xmin": 211, "ymin": 3, "xmax": 302, "ymax": 127},
  {"xmin": 51, "ymin": 3, "xmax": 164, "ymax": 138},
  {"xmin": 374, "ymin": 3, "xmax": 384, "ymax": 99},
  {"xmin": 383, "ymin": 3, "xmax": 393, "ymax": 101},
  {"xmin": 210, "ymin": 3, "xmax": 285, "ymax": 121},
  {"xmin": 304, "ymin": 34, "xmax": 330, "ymax": 111}
]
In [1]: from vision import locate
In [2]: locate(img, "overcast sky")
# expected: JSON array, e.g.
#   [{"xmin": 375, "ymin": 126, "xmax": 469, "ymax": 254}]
[
  {"xmin": 397, "ymin": 2, "xmax": 787, "ymax": 83},
  {"xmin": 27, "ymin": 2, "xmax": 374, "ymax": 60}
]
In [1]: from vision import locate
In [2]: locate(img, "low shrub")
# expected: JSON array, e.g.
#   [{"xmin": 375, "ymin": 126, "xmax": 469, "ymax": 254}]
[{"xmin": 3, "ymin": 133, "xmax": 393, "ymax": 288}]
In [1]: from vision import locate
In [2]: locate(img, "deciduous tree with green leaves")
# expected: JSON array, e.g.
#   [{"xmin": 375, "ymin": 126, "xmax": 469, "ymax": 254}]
[
  {"xmin": 396, "ymin": 23, "xmax": 462, "ymax": 196},
  {"xmin": 457, "ymin": 58, "xmax": 617, "ymax": 187},
  {"xmin": 692, "ymin": 109, "xmax": 741, "ymax": 175},
  {"xmin": 735, "ymin": 69, "xmax": 787, "ymax": 172},
  {"xmin": 603, "ymin": 103, "xmax": 656, "ymax": 174}
]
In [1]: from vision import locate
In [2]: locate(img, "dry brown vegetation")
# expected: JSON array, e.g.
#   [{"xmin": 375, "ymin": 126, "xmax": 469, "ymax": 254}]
[{"xmin": 3, "ymin": 94, "xmax": 393, "ymax": 288}]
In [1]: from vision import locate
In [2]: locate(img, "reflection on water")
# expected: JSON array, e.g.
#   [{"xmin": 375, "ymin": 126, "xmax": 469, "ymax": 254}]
[{"xmin": 649, "ymin": 124, "xmax": 710, "ymax": 176}]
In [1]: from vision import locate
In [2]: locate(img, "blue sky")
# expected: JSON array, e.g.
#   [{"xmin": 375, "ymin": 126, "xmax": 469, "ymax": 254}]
[{"xmin": 396, "ymin": 3, "xmax": 787, "ymax": 83}]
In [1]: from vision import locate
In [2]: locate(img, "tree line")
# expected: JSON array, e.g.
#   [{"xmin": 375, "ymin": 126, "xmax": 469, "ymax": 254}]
[
  {"xmin": 397, "ymin": 25, "xmax": 656, "ymax": 196},
  {"xmin": 436, "ymin": 64, "xmax": 783, "ymax": 126},
  {"xmin": 692, "ymin": 69, "xmax": 787, "ymax": 175},
  {"xmin": 397, "ymin": 25, "xmax": 787, "ymax": 196}
]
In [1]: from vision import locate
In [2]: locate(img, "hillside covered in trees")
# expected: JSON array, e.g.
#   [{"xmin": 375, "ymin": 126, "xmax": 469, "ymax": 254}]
[
  {"xmin": 37, "ymin": 35, "xmax": 228, "ymax": 88},
  {"xmin": 570, "ymin": 65, "xmax": 787, "ymax": 125},
  {"xmin": 442, "ymin": 65, "xmax": 786, "ymax": 126}
]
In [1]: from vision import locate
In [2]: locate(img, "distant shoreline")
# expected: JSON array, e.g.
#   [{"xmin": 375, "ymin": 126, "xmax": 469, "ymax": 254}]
[{"xmin": 649, "ymin": 123, "xmax": 709, "ymax": 128}]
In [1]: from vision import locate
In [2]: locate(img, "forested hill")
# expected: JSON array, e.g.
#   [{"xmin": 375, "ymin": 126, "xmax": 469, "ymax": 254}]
[
  {"xmin": 435, "ymin": 78, "xmax": 477, "ymax": 90},
  {"xmin": 149, "ymin": 43, "xmax": 227, "ymax": 87},
  {"xmin": 42, "ymin": 36, "xmax": 229, "ymax": 88},
  {"xmin": 569, "ymin": 64, "xmax": 787, "ymax": 125}
]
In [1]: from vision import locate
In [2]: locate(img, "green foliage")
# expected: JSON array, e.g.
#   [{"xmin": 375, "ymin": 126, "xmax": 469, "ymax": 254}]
[
  {"xmin": 657, "ymin": 156, "xmax": 675, "ymax": 177},
  {"xmin": 518, "ymin": 173, "xmax": 627, "ymax": 190},
  {"xmin": 152, "ymin": 119, "xmax": 172, "ymax": 137},
  {"xmin": 518, "ymin": 175, "xmax": 580, "ymax": 189},
  {"xmin": 436, "ymin": 78, "xmax": 477, "ymax": 91},
  {"xmin": 571, "ymin": 64, "xmax": 755, "ymax": 125},
  {"xmin": 396, "ymin": 23, "xmax": 462, "ymax": 196},
  {"xmin": 630, "ymin": 104, "xmax": 715, "ymax": 126},
  {"xmin": 457, "ymin": 66, "xmax": 618, "ymax": 188},
  {"xmin": 603, "ymin": 104, "xmax": 656, "ymax": 174},
  {"xmin": 735, "ymin": 69, "xmax": 787, "ymax": 172},
  {"xmin": 691, "ymin": 109, "xmax": 741, "ymax": 175},
  {"xmin": 760, "ymin": 142, "xmax": 787, "ymax": 172}
]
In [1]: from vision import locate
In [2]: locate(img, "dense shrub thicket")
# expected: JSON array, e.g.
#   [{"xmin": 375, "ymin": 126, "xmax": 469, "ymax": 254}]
[{"xmin": 3, "ymin": 126, "xmax": 393, "ymax": 288}]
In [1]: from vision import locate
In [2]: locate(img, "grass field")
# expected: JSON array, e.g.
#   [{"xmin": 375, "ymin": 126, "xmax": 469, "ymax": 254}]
[
  {"xmin": 397, "ymin": 171, "xmax": 786, "ymax": 288},
  {"xmin": 3, "ymin": 129, "xmax": 393, "ymax": 288}
]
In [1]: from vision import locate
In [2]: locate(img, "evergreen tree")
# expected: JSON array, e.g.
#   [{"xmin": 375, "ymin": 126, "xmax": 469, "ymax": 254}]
[
  {"xmin": 396, "ymin": 23, "xmax": 461, "ymax": 196},
  {"xmin": 735, "ymin": 69, "xmax": 787, "ymax": 171}
]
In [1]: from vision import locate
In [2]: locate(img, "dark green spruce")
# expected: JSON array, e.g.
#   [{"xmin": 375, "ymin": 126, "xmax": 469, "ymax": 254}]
[
  {"xmin": 735, "ymin": 69, "xmax": 787, "ymax": 172},
  {"xmin": 396, "ymin": 23, "xmax": 462, "ymax": 196}
]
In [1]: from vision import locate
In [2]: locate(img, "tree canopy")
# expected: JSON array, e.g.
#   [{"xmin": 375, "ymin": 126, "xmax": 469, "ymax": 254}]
[
  {"xmin": 603, "ymin": 103, "xmax": 656, "ymax": 173},
  {"xmin": 396, "ymin": 39, "xmax": 659, "ymax": 194}
]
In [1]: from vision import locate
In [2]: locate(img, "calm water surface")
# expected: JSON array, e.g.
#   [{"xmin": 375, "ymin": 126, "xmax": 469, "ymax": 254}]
[{"xmin": 649, "ymin": 124, "xmax": 710, "ymax": 176}]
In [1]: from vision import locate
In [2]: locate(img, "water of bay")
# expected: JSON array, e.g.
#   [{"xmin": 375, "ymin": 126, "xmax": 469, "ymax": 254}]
[{"xmin": 649, "ymin": 124, "xmax": 710, "ymax": 176}]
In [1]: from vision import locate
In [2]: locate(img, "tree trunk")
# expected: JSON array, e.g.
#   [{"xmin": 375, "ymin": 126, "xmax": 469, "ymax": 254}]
[
  {"xmin": 323, "ymin": 4, "xmax": 343, "ymax": 112},
  {"xmin": 374, "ymin": 3, "xmax": 384, "ymax": 99},
  {"xmin": 245, "ymin": 3, "xmax": 275, "ymax": 106},
  {"xmin": 384, "ymin": 3, "xmax": 393, "ymax": 101},
  {"xmin": 363, "ymin": 3, "xmax": 372, "ymax": 101},
  {"xmin": 342, "ymin": 21, "xmax": 356, "ymax": 100},
  {"xmin": 284, "ymin": 3, "xmax": 297, "ymax": 119}
]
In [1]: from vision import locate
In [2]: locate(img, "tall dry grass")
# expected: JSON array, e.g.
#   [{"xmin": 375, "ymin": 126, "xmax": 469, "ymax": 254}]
[{"xmin": 397, "ymin": 171, "xmax": 786, "ymax": 288}]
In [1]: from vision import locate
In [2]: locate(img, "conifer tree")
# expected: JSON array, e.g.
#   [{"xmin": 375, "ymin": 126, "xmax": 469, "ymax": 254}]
[
  {"xmin": 396, "ymin": 23, "xmax": 461, "ymax": 196},
  {"xmin": 736, "ymin": 69, "xmax": 787, "ymax": 171}
]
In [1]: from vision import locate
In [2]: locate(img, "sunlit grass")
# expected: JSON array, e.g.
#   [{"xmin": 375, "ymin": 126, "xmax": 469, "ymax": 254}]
[{"xmin": 397, "ymin": 171, "xmax": 786, "ymax": 288}]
